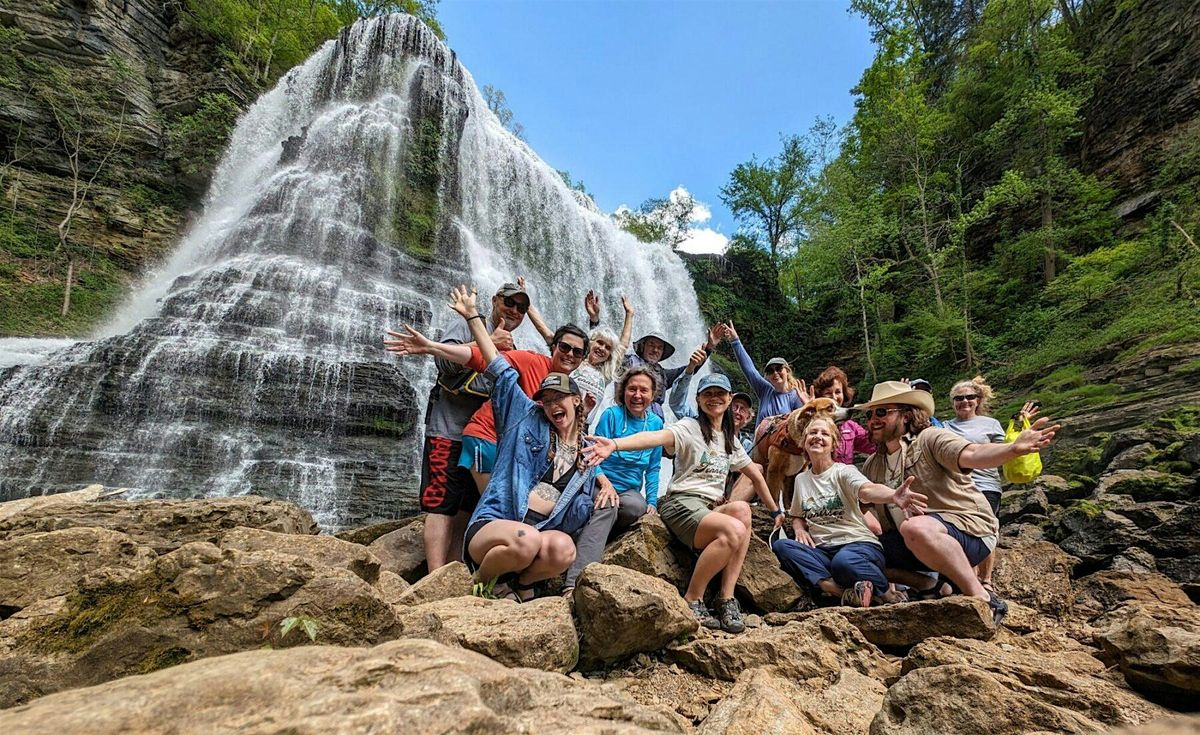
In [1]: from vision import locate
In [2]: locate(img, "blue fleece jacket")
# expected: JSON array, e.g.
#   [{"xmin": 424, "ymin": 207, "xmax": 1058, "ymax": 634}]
[
  {"xmin": 594, "ymin": 405, "xmax": 664, "ymax": 506},
  {"xmin": 731, "ymin": 338, "xmax": 804, "ymax": 428}
]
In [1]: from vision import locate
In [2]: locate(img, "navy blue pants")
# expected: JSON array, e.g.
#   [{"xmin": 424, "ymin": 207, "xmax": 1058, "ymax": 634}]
[
  {"xmin": 878, "ymin": 513, "xmax": 992, "ymax": 571},
  {"xmin": 772, "ymin": 539, "xmax": 889, "ymax": 591}
]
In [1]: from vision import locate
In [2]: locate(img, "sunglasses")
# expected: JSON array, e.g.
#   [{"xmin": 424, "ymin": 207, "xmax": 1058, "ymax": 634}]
[
  {"xmin": 765, "ymin": 365, "xmax": 787, "ymax": 375},
  {"xmin": 867, "ymin": 407, "xmax": 903, "ymax": 418},
  {"xmin": 555, "ymin": 342, "xmax": 587, "ymax": 358},
  {"xmin": 952, "ymin": 394, "xmax": 979, "ymax": 402},
  {"xmin": 502, "ymin": 295, "xmax": 529, "ymax": 314}
]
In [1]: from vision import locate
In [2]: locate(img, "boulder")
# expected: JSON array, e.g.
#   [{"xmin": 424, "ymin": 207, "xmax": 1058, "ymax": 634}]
[
  {"xmin": 1100, "ymin": 428, "xmax": 1170, "ymax": 468},
  {"xmin": 1110, "ymin": 499, "xmax": 1184, "ymax": 530},
  {"xmin": 734, "ymin": 536, "xmax": 805, "ymax": 613},
  {"xmin": 601, "ymin": 513, "xmax": 691, "ymax": 593},
  {"xmin": 0, "ymin": 528, "xmax": 157, "ymax": 616},
  {"xmin": 1145, "ymin": 500, "xmax": 1200, "ymax": 559},
  {"xmin": 1094, "ymin": 602, "xmax": 1200, "ymax": 705},
  {"xmin": 0, "ymin": 639, "xmax": 687, "ymax": 734},
  {"xmin": 0, "ymin": 485, "xmax": 105, "ymax": 523},
  {"xmin": 1105, "ymin": 442, "xmax": 1158, "ymax": 471},
  {"xmin": 1072, "ymin": 570, "xmax": 1193, "ymax": 622},
  {"xmin": 699, "ymin": 667, "xmax": 885, "ymax": 735},
  {"xmin": 993, "ymin": 539, "xmax": 1076, "ymax": 617},
  {"xmin": 875, "ymin": 634, "xmax": 1168, "ymax": 734},
  {"xmin": 334, "ymin": 516, "xmax": 418, "ymax": 546},
  {"xmin": 393, "ymin": 561, "xmax": 473, "ymax": 606},
  {"xmin": 0, "ymin": 497, "xmax": 318, "ymax": 552},
  {"xmin": 1110, "ymin": 547, "xmax": 1160, "ymax": 573},
  {"xmin": 999, "ymin": 488, "xmax": 1049, "ymax": 524},
  {"xmin": 605, "ymin": 660, "xmax": 732, "ymax": 724},
  {"xmin": 764, "ymin": 597, "xmax": 996, "ymax": 648},
  {"xmin": 368, "ymin": 518, "xmax": 427, "ymax": 582},
  {"xmin": 1094, "ymin": 469, "xmax": 1193, "ymax": 502},
  {"xmin": 574, "ymin": 564, "xmax": 698, "ymax": 666},
  {"xmin": 667, "ymin": 613, "xmax": 896, "ymax": 682},
  {"xmin": 1053, "ymin": 507, "xmax": 1149, "ymax": 570},
  {"xmin": 219, "ymin": 527, "xmax": 381, "ymax": 583},
  {"xmin": 0, "ymin": 542, "xmax": 399, "ymax": 707},
  {"xmin": 1028, "ymin": 474, "xmax": 1081, "ymax": 506},
  {"xmin": 375, "ymin": 571, "xmax": 411, "ymax": 605},
  {"xmin": 396, "ymin": 595, "xmax": 578, "ymax": 673}
]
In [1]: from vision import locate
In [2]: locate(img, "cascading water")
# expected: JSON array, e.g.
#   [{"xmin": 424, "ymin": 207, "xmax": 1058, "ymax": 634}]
[{"xmin": 0, "ymin": 14, "xmax": 708, "ymax": 529}]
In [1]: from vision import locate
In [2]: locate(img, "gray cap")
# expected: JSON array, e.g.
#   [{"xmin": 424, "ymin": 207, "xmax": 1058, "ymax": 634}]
[
  {"xmin": 634, "ymin": 332, "xmax": 676, "ymax": 361},
  {"xmin": 697, "ymin": 373, "xmax": 733, "ymax": 394},
  {"xmin": 909, "ymin": 378, "xmax": 933, "ymax": 393},
  {"xmin": 495, "ymin": 282, "xmax": 528, "ymax": 298},
  {"xmin": 764, "ymin": 357, "xmax": 789, "ymax": 370}
]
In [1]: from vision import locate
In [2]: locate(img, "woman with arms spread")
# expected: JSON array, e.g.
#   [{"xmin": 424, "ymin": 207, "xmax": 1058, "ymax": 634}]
[
  {"xmin": 388, "ymin": 285, "xmax": 601, "ymax": 600},
  {"xmin": 720, "ymin": 320, "xmax": 808, "ymax": 428},
  {"xmin": 771, "ymin": 415, "xmax": 926, "ymax": 607},
  {"xmin": 585, "ymin": 373, "xmax": 784, "ymax": 634}
]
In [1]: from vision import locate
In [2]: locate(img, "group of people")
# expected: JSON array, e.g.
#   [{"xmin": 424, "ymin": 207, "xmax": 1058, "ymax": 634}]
[{"xmin": 384, "ymin": 280, "xmax": 1058, "ymax": 633}]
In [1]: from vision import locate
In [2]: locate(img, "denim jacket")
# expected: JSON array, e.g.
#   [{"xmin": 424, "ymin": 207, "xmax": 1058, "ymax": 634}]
[{"xmin": 467, "ymin": 356, "xmax": 597, "ymax": 535}]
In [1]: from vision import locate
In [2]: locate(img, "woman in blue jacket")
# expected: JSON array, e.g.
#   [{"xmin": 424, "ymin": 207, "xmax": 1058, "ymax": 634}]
[
  {"xmin": 387, "ymin": 285, "xmax": 598, "ymax": 601},
  {"xmin": 720, "ymin": 320, "xmax": 808, "ymax": 429}
]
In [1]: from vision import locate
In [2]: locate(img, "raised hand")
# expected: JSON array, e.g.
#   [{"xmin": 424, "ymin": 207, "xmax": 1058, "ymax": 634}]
[
  {"xmin": 582, "ymin": 435, "xmax": 616, "ymax": 465},
  {"xmin": 795, "ymin": 378, "xmax": 812, "ymax": 404},
  {"xmin": 384, "ymin": 325, "xmax": 434, "ymax": 357},
  {"xmin": 706, "ymin": 322, "xmax": 723, "ymax": 350},
  {"xmin": 1017, "ymin": 400, "xmax": 1041, "ymax": 422},
  {"xmin": 686, "ymin": 347, "xmax": 707, "ymax": 374},
  {"xmin": 621, "ymin": 294, "xmax": 634, "ymax": 315},
  {"xmin": 585, "ymin": 289, "xmax": 601, "ymax": 323},
  {"xmin": 448, "ymin": 285, "xmax": 478, "ymax": 318},
  {"xmin": 892, "ymin": 476, "xmax": 927, "ymax": 517},
  {"xmin": 1012, "ymin": 416, "xmax": 1060, "ymax": 455},
  {"xmin": 491, "ymin": 327, "xmax": 514, "ymax": 352},
  {"xmin": 724, "ymin": 320, "xmax": 739, "ymax": 341}
]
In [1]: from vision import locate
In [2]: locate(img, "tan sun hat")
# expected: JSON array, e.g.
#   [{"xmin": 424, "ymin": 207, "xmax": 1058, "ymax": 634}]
[{"xmin": 853, "ymin": 380, "xmax": 936, "ymax": 415}]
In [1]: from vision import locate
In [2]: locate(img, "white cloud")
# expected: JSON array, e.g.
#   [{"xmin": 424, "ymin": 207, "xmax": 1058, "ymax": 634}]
[
  {"xmin": 668, "ymin": 186, "xmax": 712, "ymax": 224},
  {"xmin": 676, "ymin": 227, "xmax": 729, "ymax": 255}
]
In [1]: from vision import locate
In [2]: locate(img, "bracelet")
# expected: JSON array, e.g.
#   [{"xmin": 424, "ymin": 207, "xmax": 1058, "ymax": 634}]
[
  {"xmin": 770, "ymin": 509, "xmax": 783, "ymax": 519},
  {"xmin": 467, "ymin": 314, "xmax": 485, "ymax": 323}
]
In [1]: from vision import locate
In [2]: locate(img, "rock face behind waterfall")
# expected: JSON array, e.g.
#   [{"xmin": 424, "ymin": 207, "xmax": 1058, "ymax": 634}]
[{"xmin": 0, "ymin": 15, "xmax": 707, "ymax": 529}]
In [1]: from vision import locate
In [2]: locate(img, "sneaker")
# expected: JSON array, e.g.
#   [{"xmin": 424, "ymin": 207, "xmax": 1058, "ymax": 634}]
[
  {"xmin": 713, "ymin": 597, "xmax": 746, "ymax": 634},
  {"xmin": 687, "ymin": 599, "xmax": 721, "ymax": 630},
  {"xmin": 840, "ymin": 580, "xmax": 874, "ymax": 608},
  {"xmin": 986, "ymin": 590, "xmax": 1009, "ymax": 626}
]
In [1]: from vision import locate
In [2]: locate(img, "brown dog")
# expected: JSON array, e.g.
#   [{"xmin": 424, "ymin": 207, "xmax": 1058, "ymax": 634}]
[{"xmin": 752, "ymin": 398, "xmax": 846, "ymax": 509}]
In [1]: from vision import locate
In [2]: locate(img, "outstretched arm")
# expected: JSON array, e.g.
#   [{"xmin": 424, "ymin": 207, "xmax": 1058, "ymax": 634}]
[
  {"xmin": 447, "ymin": 285, "xmax": 499, "ymax": 364},
  {"xmin": 583, "ymin": 428, "xmax": 676, "ymax": 465},
  {"xmin": 384, "ymin": 327, "xmax": 472, "ymax": 365},
  {"xmin": 959, "ymin": 417, "xmax": 1060, "ymax": 469},
  {"xmin": 857, "ymin": 476, "xmax": 927, "ymax": 516},
  {"xmin": 726, "ymin": 320, "xmax": 771, "ymax": 396},
  {"xmin": 518, "ymin": 277, "xmax": 555, "ymax": 347},
  {"xmin": 619, "ymin": 295, "xmax": 635, "ymax": 351}
]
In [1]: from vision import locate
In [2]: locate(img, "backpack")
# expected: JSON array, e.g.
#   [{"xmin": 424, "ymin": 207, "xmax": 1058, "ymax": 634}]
[
  {"xmin": 1002, "ymin": 416, "xmax": 1043, "ymax": 484},
  {"xmin": 437, "ymin": 366, "xmax": 494, "ymax": 399}
]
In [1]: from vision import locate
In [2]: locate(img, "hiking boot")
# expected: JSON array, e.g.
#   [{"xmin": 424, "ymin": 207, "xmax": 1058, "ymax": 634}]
[
  {"xmin": 687, "ymin": 599, "xmax": 721, "ymax": 630},
  {"xmin": 987, "ymin": 589, "xmax": 1009, "ymax": 626},
  {"xmin": 713, "ymin": 597, "xmax": 746, "ymax": 634},
  {"xmin": 841, "ymin": 580, "xmax": 873, "ymax": 608}
]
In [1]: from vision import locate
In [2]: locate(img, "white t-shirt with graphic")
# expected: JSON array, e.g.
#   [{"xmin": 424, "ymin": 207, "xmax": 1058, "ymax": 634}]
[
  {"xmin": 664, "ymin": 417, "xmax": 751, "ymax": 503},
  {"xmin": 790, "ymin": 462, "xmax": 880, "ymax": 548}
]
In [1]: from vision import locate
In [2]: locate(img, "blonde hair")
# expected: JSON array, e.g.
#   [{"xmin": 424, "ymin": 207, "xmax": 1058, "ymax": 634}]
[
  {"xmin": 588, "ymin": 326, "xmax": 624, "ymax": 382},
  {"xmin": 950, "ymin": 375, "xmax": 994, "ymax": 415},
  {"xmin": 801, "ymin": 415, "xmax": 840, "ymax": 467}
]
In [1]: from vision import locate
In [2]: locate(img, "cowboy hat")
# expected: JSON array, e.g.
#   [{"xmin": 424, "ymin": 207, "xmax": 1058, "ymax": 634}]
[
  {"xmin": 853, "ymin": 380, "xmax": 936, "ymax": 414},
  {"xmin": 633, "ymin": 332, "xmax": 676, "ymax": 361}
]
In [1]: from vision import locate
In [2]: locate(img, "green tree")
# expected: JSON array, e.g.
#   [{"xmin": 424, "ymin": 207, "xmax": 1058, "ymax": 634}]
[
  {"xmin": 719, "ymin": 135, "xmax": 814, "ymax": 266},
  {"xmin": 482, "ymin": 84, "xmax": 525, "ymax": 141}
]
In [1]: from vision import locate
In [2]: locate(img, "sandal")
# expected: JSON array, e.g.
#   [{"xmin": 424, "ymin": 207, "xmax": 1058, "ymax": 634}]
[{"xmin": 981, "ymin": 580, "xmax": 995, "ymax": 593}]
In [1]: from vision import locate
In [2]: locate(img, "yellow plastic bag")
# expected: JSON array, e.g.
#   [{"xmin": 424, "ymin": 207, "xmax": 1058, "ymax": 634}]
[{"xmin": 1002, "ymin": 416, "xmax": 1043, "ymax": 484}]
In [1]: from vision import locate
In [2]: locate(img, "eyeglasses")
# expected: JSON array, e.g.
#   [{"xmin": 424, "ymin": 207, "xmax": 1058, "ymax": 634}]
[
  {"xmin": 765, "ymin": 365, "xmax": 787, "ymax": 375},
  {"xmin": 867, "ymin": 407, "xmax": 903, "ymax": 418},
  {"xmin": 952, "ymin": 394, "xmax": 979, "ymax": 403},
  {"xmin": 502, "ymin": 295, "xmax": 529, "ymax": 314},
  {"xmin": 555, "ymin": 342, "xmax": 587, "ymax": 358}
]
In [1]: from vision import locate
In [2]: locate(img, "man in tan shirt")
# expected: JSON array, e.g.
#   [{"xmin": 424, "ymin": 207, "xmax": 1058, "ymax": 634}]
[{"xmin": 857, "ymin": 381, "xmax": 1058, "ymax": 623}]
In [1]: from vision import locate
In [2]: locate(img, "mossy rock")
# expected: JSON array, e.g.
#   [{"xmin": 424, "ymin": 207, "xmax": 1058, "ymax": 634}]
[{"xmin": 1095, "ymin": 469, "xmax": 1194, "ymax": 502}]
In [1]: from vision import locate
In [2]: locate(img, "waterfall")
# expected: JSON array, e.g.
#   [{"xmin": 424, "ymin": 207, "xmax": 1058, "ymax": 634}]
[{"xmin": 0, "ymin": 15, "xmax": 707, "ymax": 530}]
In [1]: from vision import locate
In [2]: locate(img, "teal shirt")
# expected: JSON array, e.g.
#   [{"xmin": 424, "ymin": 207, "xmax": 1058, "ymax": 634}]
[{"xmin": 594, "ymin": 405, "xmax": 664, "ymax": 506}]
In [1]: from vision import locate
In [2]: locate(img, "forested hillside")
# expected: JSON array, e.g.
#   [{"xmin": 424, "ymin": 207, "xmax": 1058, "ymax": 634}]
[{"xmin": 682, "ymin": 0, "xmax": 1200, "ymax": 419}]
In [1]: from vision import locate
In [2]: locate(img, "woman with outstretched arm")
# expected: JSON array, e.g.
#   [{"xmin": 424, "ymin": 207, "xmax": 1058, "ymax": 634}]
[
  {"xmin": 388, "ymin": 285, "xmax": 601, "ymax": 601},
  {"xmin": 584, "ymin": 373, "xmax": 784, "ymax": 635}
]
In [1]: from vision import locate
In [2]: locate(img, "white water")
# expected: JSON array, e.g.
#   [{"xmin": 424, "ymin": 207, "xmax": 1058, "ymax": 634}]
[{"xmin": 0, "ymin": 15, "xmax": 706, "ymax": 528}]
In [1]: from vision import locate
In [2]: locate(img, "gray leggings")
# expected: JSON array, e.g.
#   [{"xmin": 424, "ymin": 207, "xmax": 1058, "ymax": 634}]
[{"xmin": 566, "ymin": 491, "xmax": 648, "ymax": 587}]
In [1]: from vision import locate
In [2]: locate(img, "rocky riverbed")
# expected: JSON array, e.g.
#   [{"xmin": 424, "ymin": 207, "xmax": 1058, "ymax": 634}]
[{"xmin": 0, "ymin": 404, "xmax": 1197, "ymax": 733}]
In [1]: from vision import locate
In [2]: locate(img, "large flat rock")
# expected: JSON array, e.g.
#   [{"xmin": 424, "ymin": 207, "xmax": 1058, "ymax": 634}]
[{"xmin": 764, "ymin": 597, "xmax": 996, "ymax": 648}]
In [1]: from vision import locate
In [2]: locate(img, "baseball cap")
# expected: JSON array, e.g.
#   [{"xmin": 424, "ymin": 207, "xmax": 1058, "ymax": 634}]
[
  {"xmin": 495, "ymin": 282, "xmax": 528, "ymax": 299},
  {"xmin": 533, "ymin": 372, "xmax": 580, "ymax": 400},
  {"xmin": 909, "ymin": 378, "xmax": 933, "ymax": 393},
  {"xmin": 697, "ymin": 373, "xmax": 733, "ymax": 394},
  {"xmin": 764, "ymin": 357, "xmax": 789, "ymax": 369},
  {"xmin": 732, "ymin": 391, "xmax": 754, "ymax": 406}
]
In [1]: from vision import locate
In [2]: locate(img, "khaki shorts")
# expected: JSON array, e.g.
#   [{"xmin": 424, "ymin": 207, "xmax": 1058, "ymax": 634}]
[{"xmin": 659, "ymin": 493, "xmax": 717, "ymax": 549}]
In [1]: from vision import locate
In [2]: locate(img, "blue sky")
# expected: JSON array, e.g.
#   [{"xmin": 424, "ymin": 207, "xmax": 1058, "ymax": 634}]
[{"xmin": 438, "ymin": 1, "xmax": 876, "ymax": 251}]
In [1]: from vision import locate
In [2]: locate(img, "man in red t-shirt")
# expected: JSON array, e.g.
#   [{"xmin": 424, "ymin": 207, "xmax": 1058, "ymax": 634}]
[{"xmin": 459, "ymin": 324, "xmax": 590, "ymax": 492}]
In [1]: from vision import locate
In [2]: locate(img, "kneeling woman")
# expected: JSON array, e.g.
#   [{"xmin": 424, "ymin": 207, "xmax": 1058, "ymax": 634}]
[
  {"xmin": 772, "ymin": 416, "xmax": 926, "ymax": 607},
  {"xmin": 391, "ymin": 285, "xmax": 598, "ymax": 600},
  {"xmin": 586, "ymin": 373, "xmax": 783, "ymax": 633}
]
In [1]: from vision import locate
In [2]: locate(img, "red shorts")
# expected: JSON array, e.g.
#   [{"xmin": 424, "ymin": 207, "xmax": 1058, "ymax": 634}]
[{"xmin": 419, "ymin": 436, "xmax": 479, "ymax": 515}]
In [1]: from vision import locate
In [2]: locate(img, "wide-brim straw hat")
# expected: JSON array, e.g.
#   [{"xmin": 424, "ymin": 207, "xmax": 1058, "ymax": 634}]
[{"xmin": 853, "ymin": 380, "xmax": 936, "ymax": 415}]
